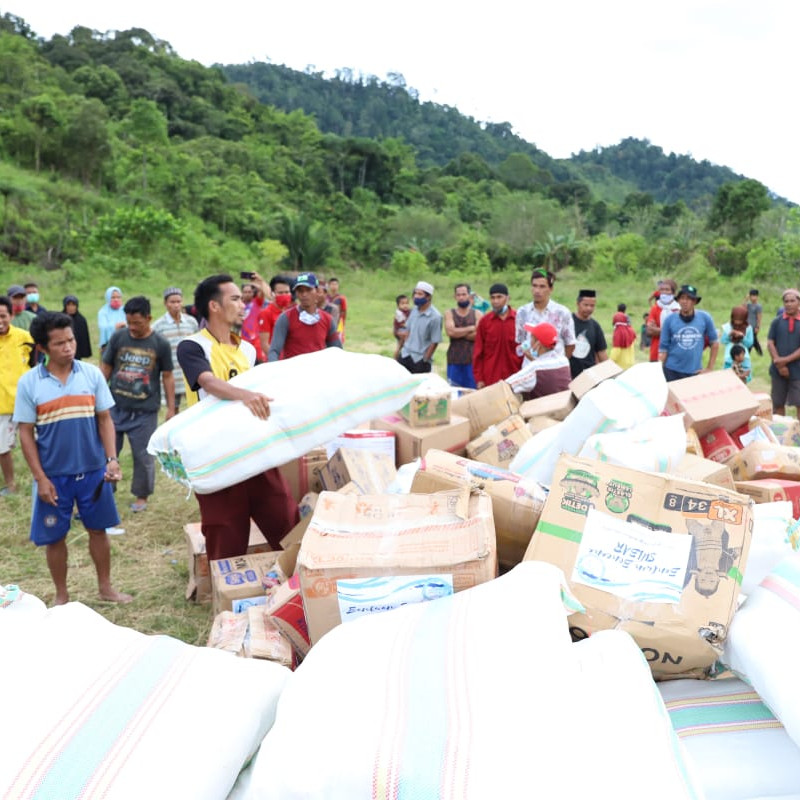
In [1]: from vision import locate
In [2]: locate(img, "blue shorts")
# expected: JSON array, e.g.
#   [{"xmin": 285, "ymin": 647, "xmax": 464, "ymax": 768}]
[
  {"xmin": 31, "ymin": 468, "xmax": 120, "ymax": 546},
  {"xmin": 447, "ymin": 363, "xmax": 477, "ymax": 389}
]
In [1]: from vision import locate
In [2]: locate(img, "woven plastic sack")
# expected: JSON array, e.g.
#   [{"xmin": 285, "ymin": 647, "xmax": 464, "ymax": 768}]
[{"xmin": 148, "ymin": 349, "xmax": 423, "ymax": 493}]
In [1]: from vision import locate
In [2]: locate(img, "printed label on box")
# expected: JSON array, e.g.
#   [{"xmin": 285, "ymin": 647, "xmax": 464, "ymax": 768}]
[
  {"xmin": 572, "ymin": 509, "xmax": 691, "ymax": 604},
  {"xmin": 232, "ymin": 595, "xmax": 267, "ymax": 613},
  {"xmin": 336, "ymin": 574, "xmax": 454, "ymax": 623}
]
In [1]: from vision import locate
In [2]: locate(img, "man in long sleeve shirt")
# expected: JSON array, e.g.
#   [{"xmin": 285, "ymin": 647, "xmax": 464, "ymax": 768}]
[{"xmin": 473, "ymin": 283, "xmax": 522, "ymax": 388}]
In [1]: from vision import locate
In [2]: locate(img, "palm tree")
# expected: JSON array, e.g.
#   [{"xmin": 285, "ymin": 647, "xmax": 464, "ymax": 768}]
[{"xmin": 279, "ymin": 212, "xmax": 331, "ymax": 270}]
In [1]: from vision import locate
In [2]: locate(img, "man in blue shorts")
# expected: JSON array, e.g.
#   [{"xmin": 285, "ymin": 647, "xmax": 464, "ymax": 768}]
[{"xmin": 13, "ymin": 312, "xmax": 132, "ymax": 605}]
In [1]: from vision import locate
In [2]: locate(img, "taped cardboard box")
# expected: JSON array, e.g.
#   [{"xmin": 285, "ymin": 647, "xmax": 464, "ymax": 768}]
[
  {"xmin": 568, "ymin": 360, "xmax": 623, "ymax": 400},
  {"xmin": 451, "ymin": 381, "xmax": 521, "ymax": 439},
  {"xmin": 210, "ymin": 551, "xmax": 283, "ymax": 615},
  {"xmin": 411, "ymin": 448, "xmax": 545, "ymax": 569},
  {"xmin": 519, "ymin": 390, "xmax": 576, "ymax": 422},
  {"xmin": 266, "ymin": 574, "xmax": 311, "ymax": 659},
  {"xmin": 184, "ymin": 520, "xmax": 271, "ymax": 603},
  {"xmin": 319, "ymin": 448, "xmax": 397, "ymax": 494},
  {"xmin": 371, "ymin": 413, "xmax": 470, "ymax": 467},
  {"xmin": 664, "ymin": 370, "xmax": 759, "ymax": 437},
  {"xmin": 466, "ymin": 414, "xmax": 532, "ymax": 468},
  {"xmin": 399, "ymin": 391, "xmax": 451, "ymax": 427},
  {"xmin": 524, "ymin": 454, "xmax": 752, "ymax": 679},
  {"xmin": 725, "ymin": 441, "xmax": 800, "ymax": 481},
  {"xmin": 277, "ymin": 447, "xmax": 327, "ymax": 502},
  {"xmin": 671, "ymin": 453, "xmax": 735, "ymax": 490},
  {"xmin": 298, "ymin": 488, "xmax": 497, "ymax": 645},
  {"xmin": 734, "ymin": 479, "xmax": 800, "ymax": 518},
  {"xmin": 325, "ymin": 428, "xmax": 395, "ymax": 462}
]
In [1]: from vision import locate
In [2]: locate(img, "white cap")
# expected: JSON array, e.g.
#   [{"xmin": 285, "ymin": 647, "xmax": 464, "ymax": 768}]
[{"xmin": 415, "ymin": 280, "xmax": 434, "ymax": 296}]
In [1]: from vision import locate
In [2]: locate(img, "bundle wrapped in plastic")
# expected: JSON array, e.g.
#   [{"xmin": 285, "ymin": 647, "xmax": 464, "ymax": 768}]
[{"xmin": 148, "ymin": 349, "xmax": 423, "ymax": 494}]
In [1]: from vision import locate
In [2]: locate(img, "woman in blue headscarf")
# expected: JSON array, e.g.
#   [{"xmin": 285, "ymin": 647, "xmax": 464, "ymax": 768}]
[{"xmin": 97, "ymin": 286, "xmax": 125, "ymax": 352}]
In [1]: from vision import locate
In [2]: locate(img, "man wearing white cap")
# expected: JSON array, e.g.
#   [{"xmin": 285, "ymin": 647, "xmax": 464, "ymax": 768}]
[{"xmin": 398, "ymin": 280, "xmax": 442, "ymax": 374}]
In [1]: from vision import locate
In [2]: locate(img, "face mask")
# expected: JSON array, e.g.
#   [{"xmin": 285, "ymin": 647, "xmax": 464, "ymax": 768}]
[
  {"xmin": 26, "ymin": 292, "xmax": 39, "ymax": 304},
  {"xmin": 456, "ymin": 299, "xmax": 471, "ymax": 309},
  {"xmin": 494, "ymin": 304, "xmax": 509, "ymax": 316},
  {"xmin": 298, "ymin": 310, "xmax": 319, "ymax": 325},
  {"xmin": 659, "ymin": 293, "xmax": 674, "ymax": 304},
  {"xmin": 110, "ymin": 298, "xmax": 122, "ymax": 310},
  {"xmin": 12, "ymin": 302, "xmax": 25, "ymax": 314},
  {"xmin": 413, "ymin": 296, "xmax": 427, "ymax": 308},
  {"xmin": 275, "ymin": 294, "xmax": 292, "ymax": 309}
]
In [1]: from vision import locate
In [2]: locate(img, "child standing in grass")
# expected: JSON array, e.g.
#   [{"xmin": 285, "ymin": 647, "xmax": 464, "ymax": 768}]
[{"xmin": 610, "ymin": 304, "xmax": 637, "ymax": 369}]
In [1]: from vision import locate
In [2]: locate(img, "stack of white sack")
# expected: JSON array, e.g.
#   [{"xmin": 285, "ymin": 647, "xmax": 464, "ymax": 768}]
[
  {"xmin": 510, "ymin": 361, "xmax": 668, "ymax": 486},
  {"xmin": 147, "ymin": 349, "xmax": 423, "ymax": 494},
  {"xmin": 741, "ymin": 501, "xmax": 797, "ymax": 597}
]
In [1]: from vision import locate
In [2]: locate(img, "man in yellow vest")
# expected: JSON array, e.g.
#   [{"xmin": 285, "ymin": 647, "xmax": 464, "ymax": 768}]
[{"xmin": 177, "ymin": 274, "xmax": 299, "ymax": 560}]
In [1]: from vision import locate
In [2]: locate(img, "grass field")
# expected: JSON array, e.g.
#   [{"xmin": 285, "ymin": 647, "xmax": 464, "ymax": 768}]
[{"xmin": 0, "ymin": 263, "xmax": 783, "ymax": 643}]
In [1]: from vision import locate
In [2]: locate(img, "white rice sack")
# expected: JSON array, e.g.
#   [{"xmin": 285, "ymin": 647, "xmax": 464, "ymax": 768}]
[
  {"xmin": 148, "ymin": 349, "xmax": 423, "ymax": 493},
  {"xmin": 508, "ymin": 420, "xmax": 564, "ymax": 484},
  {"xmin": 242, "ymin": 563, "xmax": 701, "ymax": 800},
  {"xmin": 579, "ymin": 413, "xmax": 687, "ymax": 473},
  {"xmin": 0, "ymin": 602, "xmax": 290, "ymax": 800},
  {"xmin": 724, "ymin": 552, "xmax": 800, "ymax": 748},
  {"xmin": 742, "ymin": 501, "xmax": 797, "ymax": 597},
  {"xmin": 0, "ymin": 585, "xmax": 47, "ymax": 638},
  {"xmin": 659, "ymin": 677, "xmax": 800, "ymax": 800}
]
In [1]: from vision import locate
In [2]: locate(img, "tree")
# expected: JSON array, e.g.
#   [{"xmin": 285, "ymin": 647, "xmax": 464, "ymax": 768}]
[
  {"xmin": 278, "ymin": 213, "xmax": 330, "ymax": 270},
  {"xmin": 119, "ymin": 99, "xmax": 169, "ymax": 191},
  {"xmin": 707, "ymin": 179, "xmax": 770, "ymax": 243},
  {"xmin": 19, "ymin": 93, "xmax": 64, "ymax": 172}
]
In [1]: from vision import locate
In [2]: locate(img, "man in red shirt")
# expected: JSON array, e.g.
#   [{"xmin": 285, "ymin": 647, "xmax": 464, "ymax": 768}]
[
  {"xmin": 473, "ymin": 283, "xmax": 522, "ymax": 388},
  {"xmin": 257, "ymin": 274, "xmax": 294, "ymax": 357},
  {"xmin": 645, "ymin": 279, "xmax": 680, "ymax": 362},
  {"xmin": 267, "ymin": 272, "xmax": 341, "ymax": 361}
]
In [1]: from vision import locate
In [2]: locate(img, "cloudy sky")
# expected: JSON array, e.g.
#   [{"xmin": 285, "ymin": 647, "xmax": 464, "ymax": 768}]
[{"xmin": 15, "ymin": 0, "xmax": 800, "ymax": 203}]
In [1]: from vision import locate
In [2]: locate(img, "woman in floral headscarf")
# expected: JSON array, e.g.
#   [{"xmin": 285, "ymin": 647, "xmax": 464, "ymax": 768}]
[{"xmin": 721, "ymin": 305, "xmax": 753, "ymax": 377}]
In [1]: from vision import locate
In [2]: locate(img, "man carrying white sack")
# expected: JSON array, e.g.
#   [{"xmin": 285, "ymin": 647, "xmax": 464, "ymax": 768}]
[
  {"xmin": 177, "ymin": 274, "xmax": 299, "ymax": 560},
  {"xmin": 505, "ymin": 322, "xmax": 571, "ymax": 399}
]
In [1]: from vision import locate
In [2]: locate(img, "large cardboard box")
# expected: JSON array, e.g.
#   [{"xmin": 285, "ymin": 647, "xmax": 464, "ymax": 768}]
[
  {"xmin": 734, "ymin": 479, "xmax": 800, "ymax": 518},
  {"xmin": 671, "ymin": 453, "xmax": 735, "ymax": 490},
  {"xmin": 664, "ymin": 370, "xmax": 759, "ymax": 437},
  {"xmin": 210, "ymin": 551, "xmax": 283, "ymax": 615},
  {"xmin": 568, "ymin": 360, "xmax": 623, "ymax": 400},
  {"xmin": 399, "ymin": 391, "xmax": 451, "ymax": 427},
  {"xmin": 278, "ymin": 447, "xmax": 327, "ymax": 502},
  {"xmin": 466, "ymin": 414, "xmax": 532, "ymax": 468},
  {"xmin": 276, "ymin": 492, "xmax": 319, "ymax": 579},
  {"xmin": 184, "ymin": 521, "xmax": 271, "ymax": 603},
  {"xmin": 525, "ymin": 454, "xmax": 752, "ymax": 678},
  {"xmin": 298, "ymin": 489, "xmax": 497, "ymax": 645},
  {"xmin": 725, "ymin": 441, "xmax": 800, "ymax": 481},
  {"xmin": 319, "ymin": 448, "xmax": 397, "ymax": 494},
  {"xmin": 411, "ymin": 448, "xmax": 545, "ymax": 569},
  {"xmin": 371, "ymin": 413, "xmax": 470, "ymax": 467},
  {"xmin": 519, "ymin": 390, "xmax": 576, "ymax": 422},
  {"xmin": 451, "ymin": 381, "xmax": 521, "ymax": 439}
]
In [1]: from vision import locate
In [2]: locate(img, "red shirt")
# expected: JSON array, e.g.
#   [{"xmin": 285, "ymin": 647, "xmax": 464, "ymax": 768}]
[
  {"xmin": 473, "ymin": 308, "xmax": 522, "ymax": 386},
  {"xmin": 278, "ymin": 306, "xmax": 338, "ymax": 360},
  {"xmin": 257, "ymin": 303, "xmax": 284, "ymax": 345}
]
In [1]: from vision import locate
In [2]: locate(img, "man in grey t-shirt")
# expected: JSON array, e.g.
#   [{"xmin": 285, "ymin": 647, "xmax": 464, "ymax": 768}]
[
  {"xmin": 398, "ymin": 280, "xmax": 442, "ymax": 374},
  {"xmin": 746, "ymin": 288, "xmax": 763, "ymax": 356}
]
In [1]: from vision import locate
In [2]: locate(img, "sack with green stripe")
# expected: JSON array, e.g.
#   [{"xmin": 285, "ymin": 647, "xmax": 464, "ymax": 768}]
[{"xmin": 147, "ymin": 349, "xmax": 423, "ymax": 494}]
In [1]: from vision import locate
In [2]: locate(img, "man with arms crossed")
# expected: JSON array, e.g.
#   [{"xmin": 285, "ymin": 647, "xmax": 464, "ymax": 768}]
[{"xmin": 768, "ymin": 288, "xmax": 800, "ymax": 418}]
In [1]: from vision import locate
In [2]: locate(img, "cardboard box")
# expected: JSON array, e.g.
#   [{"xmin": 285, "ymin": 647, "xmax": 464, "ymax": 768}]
[
  {"xmin": 399, "ymin": 391, "xmax": 451, "ymax": 427},
  {"xmin": 685, "ymin": 427, "xmax": 703, "ymax": 456},
  {"xmin": 528, "ymin": 416, "xmax": 560, "ymax": 436},
  {"xmin": 734, "ymin": 479, "xmax": 800, "ymax": 518},
  {"xmin": 266, "ymin": 574, "xmax": 311, "ymax": 658},
  {"xmin": 210, "ymin": 552, "xmax": 283, "ymax": 615},
  {"xmin": 275, "ymin": 492, "xmax": 319, "ymax": 579},
  {"xmin": 671, "ymin": 453, "xmax": 735, "ymax": 490},
  {"xmin": 325, "ymin": 428, "xmax": 396, "ymax": 462},
  {"xmin": 451, "ymin": 381, "xmax": 521, "ymax": 439},
  {"xmin": 568, "ymin": 360, "xmax": 623, "ymax": 400},
  {"xmin": 319, "ymin": 448, "xmax": 397, "ymax": 494},
  {"xmin": 664, "ymin": 370, "xmax": 759, "ymax": 437},
  {"xmin": 767, "ymin": 415, "xmax": 800, "ymax": 447},
  {"xmin": 525, "ymin": 454, "xmax": 752, "ymax": 678},
  {"xmin": 278, "ymin": 447, "xmax": 327, "ymax": 502},
  {"xmin": 371, "ymin": 413, "xmax": 470, "ymax": 467},
  {"xmin": 519, "ymin": 390, "xmax": 576, "ymax": 422},
  {"xmin": 298, "ymin": 489, "xmax": 497, "ymax": 645},
  {"xmin": 246, "ymin": 607, "xmax": 294, "ymax": 666},
  {"xmin": 752, "ymin": 392, "xmax": 773, "ymax": 420},
  {"xmin": 699, "ymin": 427, "xmax": 739, "ymax": 463},
  {"xmin": 725, "ymin": 442, "xmax": 800, "ymax": 481},
  {"xmin": 411, "ymin": 448, "xmax": 545, "ymax": 569},
  {"xmin": 466, "ymin": 414, "xmax": 532, "ymax": 468},
  {"xmin": 184, "ymin": 521, "xmax": 271, "ymax": 603}
]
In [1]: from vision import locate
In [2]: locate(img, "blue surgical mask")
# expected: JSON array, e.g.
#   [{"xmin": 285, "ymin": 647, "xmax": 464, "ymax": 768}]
[
  {"xmin": 413, "ymin": 296, "xmax": 427, "ymax": 308},
  {"xmin": 660, "ymin": 293, "xmax": 674, "ymax": 304},
  {"xmin": 494, "ymin": 304, "xmax": 509, "ymax": 316},
  {"xmin": 27, "ymin": 292, "xmax": 39, "ymax": 304}
]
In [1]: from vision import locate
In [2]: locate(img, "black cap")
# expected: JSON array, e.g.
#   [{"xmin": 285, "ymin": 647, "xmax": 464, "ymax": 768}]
[
  {"xmin": 676, "ymin": 284, "xmax": 701, "ymax": 303},
  {"xmin": 489, "ymin": 282, "xmax": 509, "ymax": 296}
]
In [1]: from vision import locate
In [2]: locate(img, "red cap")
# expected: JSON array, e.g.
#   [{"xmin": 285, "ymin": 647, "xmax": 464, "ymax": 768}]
[{"xmin": 524, "ymin": 322, "xmax": 558, "ymax": 349}]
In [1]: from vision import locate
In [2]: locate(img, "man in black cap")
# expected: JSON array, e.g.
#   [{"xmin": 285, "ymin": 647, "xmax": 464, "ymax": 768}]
[
  {"xmin": 473, "ymin": 283, "xmax": 522, "ymax": 388},
  {"xmin": 746, "ymin": 288, "xmax": 763, "ymax": 356},
  {"xmin": 7, "ymin": 285, "xmax": 35, "ymax": 331},
  {"xmin": 658, "ymin": 285, "xmax": 718, "ymax": 381},
  {"xmin": 570, "ymin": 289, "xmax": 608, "ymax": 378}
]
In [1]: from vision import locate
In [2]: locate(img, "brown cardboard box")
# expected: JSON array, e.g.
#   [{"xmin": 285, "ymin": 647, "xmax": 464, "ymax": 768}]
[
  {"xmin": 266, "ymin": 574, "xmax": 311, "ymax": 658},
  {"xmin": 664, "ymin": 370, "xmax": 759, "ymax": 437},
  {"xmin": 451, "ymin": 381, "xmax": 521, "ymax": 439},
  {"xmin": 246, "ymin": 607, "xmax": 294, "ymax": 666},
  {"xmin": 399, "ymin": 391, "xmax": 451, "ymax": 427},
  {"xmin": 466, "ymin": 414, "xmax": 532, "ymax": 468},
  {"xmin": 568, "ymin": 360, "xmax": 623, "ymax": 400},
  {"xmin": 319, "ymin": 448, "xmax": 397, "ymax": 494},
  {"xmin": 519, "ymin": 390, "xmax": 576, "ymax": 421},
  {"xmin": 671, "ymin": 453, "xmax": 736, "ymax": 490},
  {"xmin": 685, "ymin": 427, "xmax": 703, "ymax": 456},
  {"xmin": 184, "ymin": 521, "xmax": 271, "ymax": 603},
  {"xmin": 298, "ymin": 489, "xmax": 497, "ymax": 645},
  {"xmin": 734, "ymin": 479, "xmax": 800, "ymax": 518},
  {"xmin": 371, "ymin": 413, "xmax": 471, "ymax": 466},
  {"xmin": 278, "ymin": 447, "xmax": 327, "ymax": 502},
  {"xmin": 525, "ymin": 454, "xmax": 752, "ymax": 678},
  {"xmin": 725, "ymin": 441, "xmax": 800, "ymax": 481},
  {"xmin": 528, "ymin": 416, "xmax": 560, "ymax": 435},
  {"xmin": 276, "ymin": 492, "xmax": 319, "ymax": 579},
  {"xmin": 210, "ymin": 551, "xmax": 283, "ymax": 615},
  {"xmin": 411, "ymin": 448, "xmax": 545, "ymax": 569},
  {"xmin": 752, "ymin": 392, "xmax": 773, "ymax": 420}
]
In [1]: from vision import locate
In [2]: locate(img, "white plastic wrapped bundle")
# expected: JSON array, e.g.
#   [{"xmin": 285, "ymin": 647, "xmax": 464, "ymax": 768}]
[
  {"xmin": 148, "ymin": 349, "xmax": 423, "ymax": 493},
  {"xmin": 742, "ymin": 501, "xmax": 796, "ymax": 596},
  {"xmin": 510, "ymin": 361, "xmax": 668, "ymax": 485}
]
